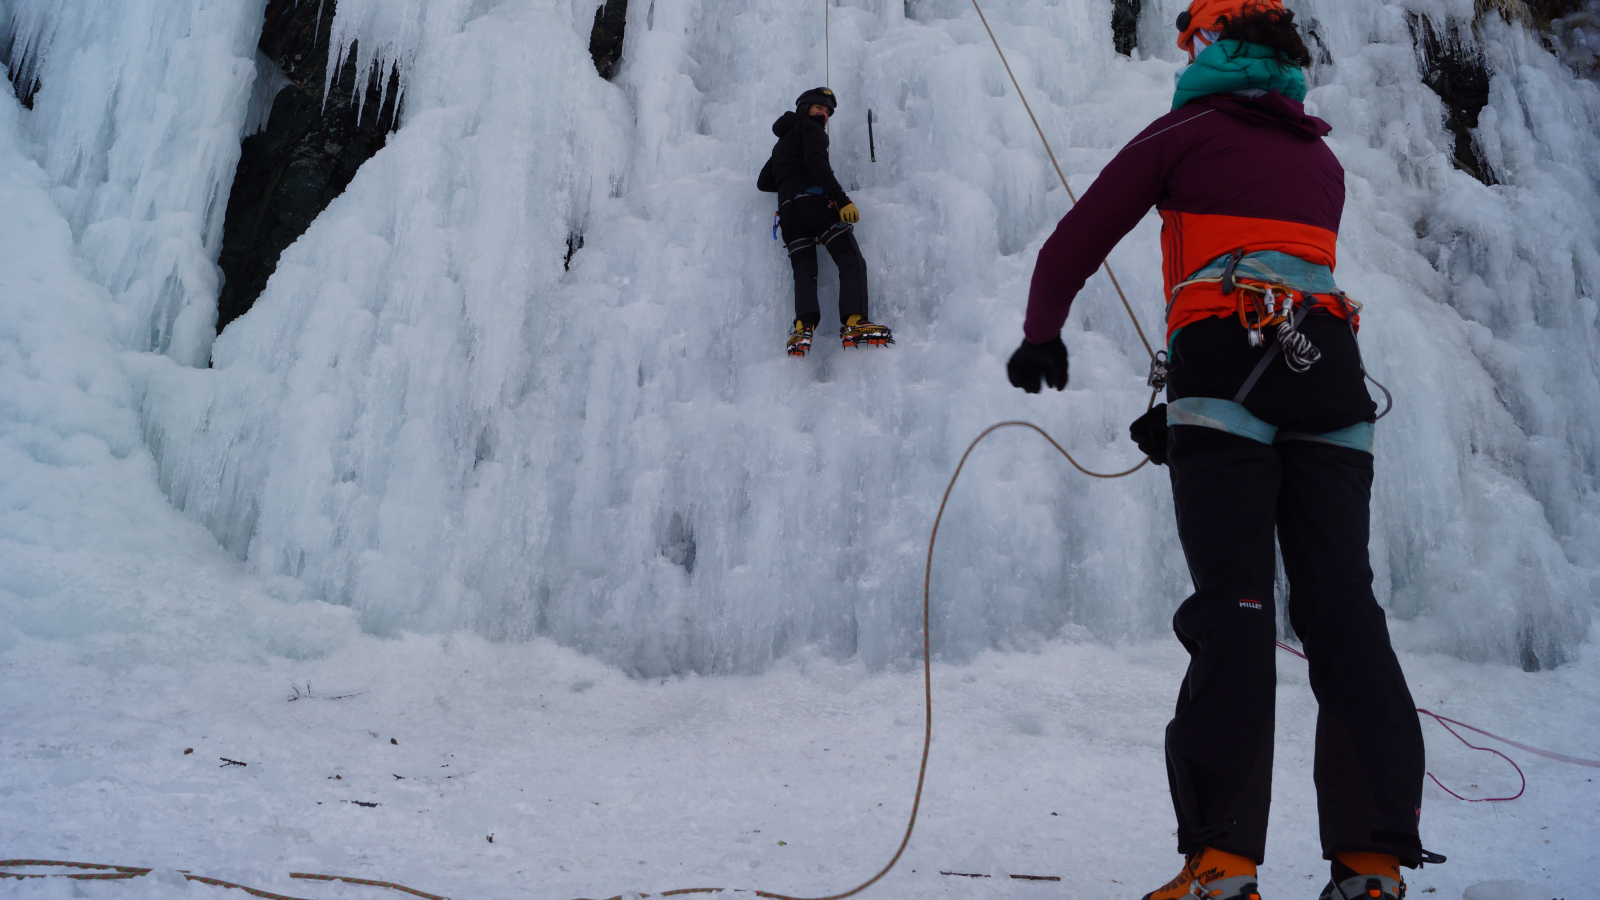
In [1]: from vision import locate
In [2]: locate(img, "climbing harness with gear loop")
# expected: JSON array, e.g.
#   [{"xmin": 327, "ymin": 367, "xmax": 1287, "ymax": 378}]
[
  {"xmin": 1158, "ymin": 247, "xmax": 1396, "ymax": 448},
  {"xmin": 1170, "ymin": 248, "xmax": 1339, "ymax": 360}
]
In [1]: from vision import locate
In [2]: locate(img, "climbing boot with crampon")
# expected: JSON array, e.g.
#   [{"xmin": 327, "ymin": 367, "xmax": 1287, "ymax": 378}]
[
  {"xmin": 1318, "ymin": 856, "xmax": 1405, "ymax": 900},
  {"xmin": 840, "ymin": 315, "xmax": 894, "ymax": 348},
  {"xmin": 1142, "ymin": 848, "xmax": 1260, "ymax": 900},
  {"xmin": 787, "ymin": 319, "xmax": 815, "ymax": 357}
]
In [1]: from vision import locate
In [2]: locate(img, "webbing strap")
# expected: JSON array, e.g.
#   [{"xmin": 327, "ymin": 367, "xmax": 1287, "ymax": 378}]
[
  {"xmin": 1187, "ymin": 250, "xmax": 1341, "ymax": 296},
  {"xmin": 1168, "ymin": 397, "xmax": 1278, "ymax": 444},
  {"xmin": 1276, "ymin": 422, "xmax": 1375, "ymax": 453},
  {"xmin": 1167, "ymin": 398, "xmax": 1375, "ymax": 453},
  {"xmin": 1232, "ymin": 304, "xmax": 1312, "ymax": 404},
  {"xmin": 1329, "ymin": 292, "xmax": 1394, "ymax": 420}
]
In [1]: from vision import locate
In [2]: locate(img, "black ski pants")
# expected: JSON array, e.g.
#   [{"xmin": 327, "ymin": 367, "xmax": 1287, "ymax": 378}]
[
  {"xmin": 780, "ymin": 195, "xmax": 867, "ymax": 327},
  {"xmin": 1164, "ymin": 423, "xmax": 1425, "ymax": 867}
]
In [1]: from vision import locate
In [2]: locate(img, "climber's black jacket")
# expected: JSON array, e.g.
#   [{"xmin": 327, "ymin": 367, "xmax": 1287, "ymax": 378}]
[{"xmin": 757, "ymin": 112, "xmax": 851, "ymax": 208}]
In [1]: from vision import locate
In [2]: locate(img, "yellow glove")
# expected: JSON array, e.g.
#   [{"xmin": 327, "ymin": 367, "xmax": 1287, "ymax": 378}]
[{"xmin": 839, "ymin": 202, "xmax": 860, "ymax": 224}]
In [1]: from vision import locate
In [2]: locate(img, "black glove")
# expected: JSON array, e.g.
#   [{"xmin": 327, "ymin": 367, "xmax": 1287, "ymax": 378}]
[
  {"xmin": 1007, "ymin": 336, "xmax": 1069, "ymax": 393},
  {"xmin": 1129, "ymin": 403, "xmax": 1169, "ymax": 466}
]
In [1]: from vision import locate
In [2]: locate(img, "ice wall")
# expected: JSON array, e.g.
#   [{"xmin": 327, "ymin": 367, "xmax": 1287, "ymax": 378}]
[
  {"xmin": 6, "ymin": 0, "xmax": 1596, "ymax": 674},
  {"xmin": 0, "ymin": 0, "xmax": 267, "ymax": 367},
  {"xmin": 0, "ymin": 72, "xmax": 357, "ymax": 664}
]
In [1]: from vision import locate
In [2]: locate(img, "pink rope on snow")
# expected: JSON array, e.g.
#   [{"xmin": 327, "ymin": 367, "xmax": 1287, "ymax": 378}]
[{"xmin": 1272, "ymin": 641, "xmax": 1600, "ymax": 802}]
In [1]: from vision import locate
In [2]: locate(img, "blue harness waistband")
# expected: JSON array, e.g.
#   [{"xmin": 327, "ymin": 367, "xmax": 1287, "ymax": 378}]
[
  {"xmin": 1167, "ymin": 397, "xmax": 1375, "ymax": 453},
  {"xmin": 1187, "ymin": 250, "xmax": 1341, "ymax": 296}
]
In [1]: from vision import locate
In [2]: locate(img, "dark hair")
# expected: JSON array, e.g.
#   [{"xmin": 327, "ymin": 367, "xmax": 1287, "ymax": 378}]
[{"xmin": 1217, "ymin": 6, "xmax": 1313, "ymax": 67}]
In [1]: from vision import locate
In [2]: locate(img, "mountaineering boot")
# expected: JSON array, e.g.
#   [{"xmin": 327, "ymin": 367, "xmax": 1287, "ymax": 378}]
[
  {"xmin": 787, "ymin": 319, "xmax": 814, "ymax": 357},
  {"xmin": 1318, "ymin": 855, "xmax": 1404, "ymax": 900},
  {"xmin": 1141, "ymin": 848, "xmax": 1260, "ymax": 900},
  {"xmin": 840, "ymin": 314, "xmax": 894, "ymax": 348}
]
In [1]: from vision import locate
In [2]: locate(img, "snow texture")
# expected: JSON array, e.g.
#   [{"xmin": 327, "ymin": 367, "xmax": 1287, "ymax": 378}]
[{"xmin": 1, "ymin": 0, "xmax": 1599, "ymax": 893}]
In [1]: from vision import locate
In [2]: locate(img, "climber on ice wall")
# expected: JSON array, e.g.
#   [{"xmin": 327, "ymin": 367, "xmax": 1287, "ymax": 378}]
[
  {"xmin": 758, "ymin": 87, "xmax": 893, "ymax": 356},
  {"xmin": 1005, "ymin": 3, "xmax": 1442, "ymax": 899}
]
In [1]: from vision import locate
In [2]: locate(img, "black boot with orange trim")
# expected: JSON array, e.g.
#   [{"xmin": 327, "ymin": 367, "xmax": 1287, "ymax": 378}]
[
  {"xmin": 1318, "ymin": 854, "xmax": 1405, "ymax": 900},
  {"xmin": 1141, "ymin": 847, "xmax": 1261, "ymax": 900}
]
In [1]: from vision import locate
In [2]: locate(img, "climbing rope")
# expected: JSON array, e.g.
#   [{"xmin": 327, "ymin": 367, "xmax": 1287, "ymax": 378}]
[
  {"xmin": 825, "ymin": 0, "xmax": 830, "ymax": 90},
  {"xmin": 968, "ymin": 0, "xmax": 1157, "ymax": 361},
  {"xmin": 0, "ymin": 865, "xmax": 445, "ymax": 900},
  {"xmin": 1274, "ymin": 641, "xmax": 1600, "ymax": 801}
]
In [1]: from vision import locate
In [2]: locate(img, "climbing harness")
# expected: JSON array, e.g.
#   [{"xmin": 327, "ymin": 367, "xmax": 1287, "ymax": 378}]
[
  {"xmin": 1168, "ymin": 396, "xmax": 1375, "ymax": 454},
  {"xmin": 1166, "ymin": 260, "xmax": 1393, "ymax": 420},
  {"xmin": 1169, "ymin": 249, "xmax": 1341, "ymax": 356},
  {"xmin": 778, "ymin": 189, "xmax": 853, "ymax": 255}
]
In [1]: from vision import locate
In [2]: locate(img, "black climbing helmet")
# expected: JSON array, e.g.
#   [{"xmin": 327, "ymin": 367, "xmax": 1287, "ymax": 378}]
[{"xmin": 795, "ymin": 87, "xmax": 837, "ymax": 115}]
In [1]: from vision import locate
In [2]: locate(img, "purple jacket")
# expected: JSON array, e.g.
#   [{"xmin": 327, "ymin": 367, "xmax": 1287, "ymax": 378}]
[{"xmin": 1023, "ymin": 91, "xmax": 1344, "ymax": 343}]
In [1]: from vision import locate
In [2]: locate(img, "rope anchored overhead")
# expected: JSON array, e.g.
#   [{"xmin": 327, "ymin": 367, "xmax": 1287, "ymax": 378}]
[{"xmin": 968, "ymin": 0, "xmax": 1157, "ymax": 362}]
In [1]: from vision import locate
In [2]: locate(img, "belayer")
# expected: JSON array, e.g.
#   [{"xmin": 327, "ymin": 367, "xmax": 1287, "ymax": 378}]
[
  {"xmin": 1006, "ymin": 2, "xmax": 1442, "ymax": 899},
  {"xmin": 758, "ymin": 87, "xmax": 893, "ymax": 356}
]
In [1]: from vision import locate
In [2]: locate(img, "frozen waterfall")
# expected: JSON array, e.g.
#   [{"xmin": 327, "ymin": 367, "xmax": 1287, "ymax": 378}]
[{"xmin": 2, "ymin": 0, "xmax": 1597, "ymax": 676}]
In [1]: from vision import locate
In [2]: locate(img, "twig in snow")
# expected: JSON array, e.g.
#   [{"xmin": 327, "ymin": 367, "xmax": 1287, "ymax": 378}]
[{"xmin": 941, "ymin": 872, "xmax": 1060, "ymax": 882}]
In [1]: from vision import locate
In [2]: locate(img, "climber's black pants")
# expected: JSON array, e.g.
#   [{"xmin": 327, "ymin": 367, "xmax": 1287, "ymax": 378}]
[
  {"xmin": 1164, "ymin": 424, "xmax": 1425, "ymax": 866},
  {"xmin": 780, "ymin": 195, "xmax": 867, "ymax": 326}
]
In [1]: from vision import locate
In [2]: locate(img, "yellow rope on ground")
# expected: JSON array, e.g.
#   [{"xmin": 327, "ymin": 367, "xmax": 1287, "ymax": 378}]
[
  {"xmin": 968, "ymin": 0, "xmax": 1157, "ymax": 362},
  {"xmin": 0, "ymin": 861, "xmax": 151, "ymax": 881},
  {"xmin": 292, "ymin": 873, "xmax": 452, "ymax": 900}
]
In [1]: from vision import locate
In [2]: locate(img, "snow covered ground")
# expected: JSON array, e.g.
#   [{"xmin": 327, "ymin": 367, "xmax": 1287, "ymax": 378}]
[
  {"xmin": 3, "ymin": 630, "xmax": 1598, "ymax": 900},
  {"xmin": 3, "ymin": 0, "xmax": 1600, "ymax": 897}
]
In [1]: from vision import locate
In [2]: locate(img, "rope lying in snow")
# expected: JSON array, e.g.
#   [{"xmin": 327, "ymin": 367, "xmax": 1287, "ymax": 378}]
[
  {"xmin": 287, "ymin": 873, "xmax": 451, "ymax": 900},
  {"xmin": 968, "ymin": 0, "xmax": 1158, "ymax": 362},
  {"xmin": 0, "ymin": 861, "xmax": 150, "ymax": 881},
  {"xmin": 0, "ymin": 865, "xmax": 450, "ymax": 900}
]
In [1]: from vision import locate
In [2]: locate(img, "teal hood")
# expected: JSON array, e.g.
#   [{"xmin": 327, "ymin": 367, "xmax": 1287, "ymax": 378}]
[{"xmin": 1172, "ymin": 40, "xmax": 1307, "ymax": 111}]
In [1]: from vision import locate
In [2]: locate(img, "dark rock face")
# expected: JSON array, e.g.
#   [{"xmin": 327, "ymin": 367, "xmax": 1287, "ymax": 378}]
[
  {"xmin": 1301, "ymin": 17, "xmax": 1335, "ymax": 68},
  {"xmin": 1407, "ymin": 13, "xmax": 1497, "ymax": 186},
  {"xmin": 590, "ymin": 0, "xmax": 628, "ymax": 80},
  {"xmin": 3, "ymin": 29, "xmax": 42, "ymax": 108},
  {"xmin": 1526, "ymin": 0, "xmax": 1600, "ymax": 77},
  {"xmin": 215, "ymin": 0, "xmax": 400, "ymax": 334},
  {"xmin": 1112, "ymin": 0, "xmax": 1141, "ymax": 57}
]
